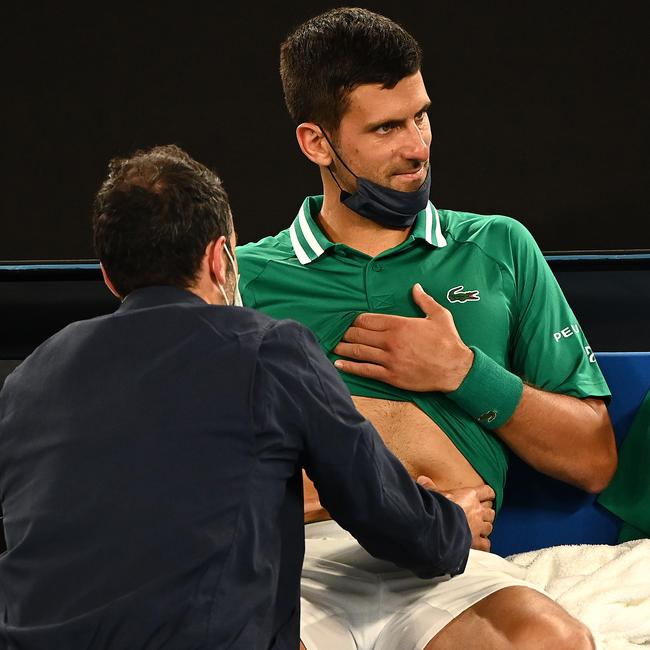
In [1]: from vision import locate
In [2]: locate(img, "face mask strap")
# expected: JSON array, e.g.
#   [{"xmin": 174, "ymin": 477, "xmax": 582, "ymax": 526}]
[
  {"xmin": 316, "ymin": 124, "xmax": 359, "ymax": 188},
  {"xmin": 316, "ymin": 125, "xmax": 431, "ymax": 229},
  {"xmin": 222, "ymin": 239, "xmax": 243, "ymax": 307},
  {"xmin": 217, "ymin": 282, "xmax": 230, "ymax": 306},
  {"xmin": 223, "ymin": 240, "xmax": 236, "ymax": 269},
  {"xmin": 326, "ymin": 167, "xmax": 345, "ymax": 193},
  {"xmin": 216, "ymin": 239, "xmax": 236, "ymax": 306}
]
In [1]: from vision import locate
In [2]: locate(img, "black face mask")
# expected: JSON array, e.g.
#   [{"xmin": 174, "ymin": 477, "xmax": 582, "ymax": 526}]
[{"xmin": 320, "ymin": 128, "xmax": 431, "ymax": 229}]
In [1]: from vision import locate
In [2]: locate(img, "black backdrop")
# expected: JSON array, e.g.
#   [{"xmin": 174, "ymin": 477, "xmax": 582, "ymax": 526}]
[{"xmin": 3, "ymin": 1, "xmax": 649, "ymax": 259}]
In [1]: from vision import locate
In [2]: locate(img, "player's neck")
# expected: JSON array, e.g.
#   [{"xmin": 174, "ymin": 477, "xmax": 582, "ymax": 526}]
[{"xmin": 319, "ymin": 184, "xmax": 410, "ymax": 258}]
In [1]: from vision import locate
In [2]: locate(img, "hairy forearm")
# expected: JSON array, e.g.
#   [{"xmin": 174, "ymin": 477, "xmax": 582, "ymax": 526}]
[{"xmin": 496, "ymin": 386, "xmax": 617, "ymax": 492}]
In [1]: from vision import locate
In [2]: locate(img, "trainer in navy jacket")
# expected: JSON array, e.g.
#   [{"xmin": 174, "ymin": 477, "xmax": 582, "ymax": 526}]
[{"xmin": 0, "ymin": 286, "xmax": 471, "ymax": 649}]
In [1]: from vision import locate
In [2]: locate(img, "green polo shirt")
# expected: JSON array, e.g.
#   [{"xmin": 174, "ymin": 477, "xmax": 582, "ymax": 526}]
[{"xmin": 237, "ymin": 196, "xmax": 610, "ymax": 509}]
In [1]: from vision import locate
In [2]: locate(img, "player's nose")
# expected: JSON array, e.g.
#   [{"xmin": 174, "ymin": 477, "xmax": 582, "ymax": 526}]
[{"xmin": 401, "ymin": 119, "xmax": 430, "ymax": 162}]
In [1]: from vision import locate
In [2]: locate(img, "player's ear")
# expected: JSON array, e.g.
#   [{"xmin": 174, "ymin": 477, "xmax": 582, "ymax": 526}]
[{"xmin": 296, "ymin": 123, "xmax": 333, "ymax": 167}]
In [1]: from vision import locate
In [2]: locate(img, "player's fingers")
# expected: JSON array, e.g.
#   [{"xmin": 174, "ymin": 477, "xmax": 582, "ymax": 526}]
[
  {"xmin": 473, "ymin": 535, "xmax": 491, "ymax": 552},
  {"xmin": 333, "ymin": 342, "xmax": 387, "ymax": 365},
  {"xmin": 352, "ymin": 312, "xmax": 399, "ymax": 331},
  {"xmin": 340, "ymin": 326, "xmax": 387, "ymax": 349},
  {"xmin": 333, "ymin": 359, "xmax": 391, "ymax": 382}
]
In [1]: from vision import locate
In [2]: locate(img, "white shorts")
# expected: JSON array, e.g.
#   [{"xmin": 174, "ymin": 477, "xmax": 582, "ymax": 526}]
[{"xmin": 300, "ymin": 520, "xmax": 548, "ymax": 650}]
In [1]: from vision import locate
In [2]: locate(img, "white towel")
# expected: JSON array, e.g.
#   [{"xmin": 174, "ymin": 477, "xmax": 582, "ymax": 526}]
[{"xmin": 508, "ymin": 539, "xmax": 650, "ymax": 649}]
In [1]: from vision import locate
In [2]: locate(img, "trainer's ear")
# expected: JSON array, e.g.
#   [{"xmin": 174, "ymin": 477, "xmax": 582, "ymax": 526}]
[
  {"xmin": 206, "ymin": 235, "xmax": 229, "ymax": 288},
  {"xmin": 100, "ymin": 263, "xmax": 122, "ymax": 300},
  {"xmin": 296, "ymin": 122, "xmax": 333, "ymax": 167}
]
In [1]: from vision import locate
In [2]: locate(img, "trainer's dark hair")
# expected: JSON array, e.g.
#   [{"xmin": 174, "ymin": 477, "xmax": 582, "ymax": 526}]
[
  {"xmin": 280, "ymin": 7, "xmax": 422, "ymax": 134},
  {"xmin": 93, "ymin": 144, "xmax": 233, "ymax": 297}
]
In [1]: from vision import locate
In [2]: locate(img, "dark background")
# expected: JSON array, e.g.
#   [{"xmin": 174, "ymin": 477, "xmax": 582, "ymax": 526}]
[
  {"xmin": 2, "ymin": 3, "xmax": 650, "ymax": 556},
  {"xmin": 3, "ymin": 1, "xmax": 649, "ymax": 259}
]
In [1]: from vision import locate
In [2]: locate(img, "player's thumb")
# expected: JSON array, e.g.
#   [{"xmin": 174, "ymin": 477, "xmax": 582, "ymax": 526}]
[{"xmin": 412, "ymin": 283, "xmax": 442, "ymax": 317}]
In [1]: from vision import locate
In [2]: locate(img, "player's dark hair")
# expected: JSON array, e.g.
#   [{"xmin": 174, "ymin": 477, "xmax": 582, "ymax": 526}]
[
  {"xmin": 280, "ymin": 7, "xmax": 422, "ymax": 134},
  {"xmin": 93, "ymin": 144, "xmax": 233, "ymax": 297}
]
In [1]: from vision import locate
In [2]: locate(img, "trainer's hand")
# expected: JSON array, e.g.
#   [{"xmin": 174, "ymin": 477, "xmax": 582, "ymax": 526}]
[
  {"xmin": 417, "ymin": 477, "xmax": 495, "ymax": 552},
  {"xmin": 333, "ymin": 284, "xmax": 473, "ymax": 392},
  {"xmin": 415, "ymin": 475, "xmax": 438, "ymax": 490}
]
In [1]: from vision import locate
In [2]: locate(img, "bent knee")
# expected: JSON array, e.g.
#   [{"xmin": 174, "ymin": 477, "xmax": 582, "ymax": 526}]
[{"xmin": 512, "ymin": 613, "xmax": 594, "ymax": 650}]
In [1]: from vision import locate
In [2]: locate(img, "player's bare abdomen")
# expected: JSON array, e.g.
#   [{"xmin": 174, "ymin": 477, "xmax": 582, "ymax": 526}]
[{"xmin": 303, "ymin": 396, "xmax": 485, "ymax": 523}]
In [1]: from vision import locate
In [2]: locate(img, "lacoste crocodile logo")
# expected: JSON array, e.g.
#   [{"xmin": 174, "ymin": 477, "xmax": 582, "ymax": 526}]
[{"xmin": 446, "ymin": 285, "xmax": 481, "ymax": 303}]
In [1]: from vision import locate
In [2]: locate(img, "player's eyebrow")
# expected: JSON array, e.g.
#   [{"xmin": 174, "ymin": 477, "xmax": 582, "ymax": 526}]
[{"xmin": 366, "ymin": 101, "xmax": 432, "ymax": 132}]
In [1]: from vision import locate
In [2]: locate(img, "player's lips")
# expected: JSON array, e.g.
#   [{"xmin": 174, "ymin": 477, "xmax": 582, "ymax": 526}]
[{"xmin": 393, "ymin": 165, "xmax": 427, "ymax": 181}]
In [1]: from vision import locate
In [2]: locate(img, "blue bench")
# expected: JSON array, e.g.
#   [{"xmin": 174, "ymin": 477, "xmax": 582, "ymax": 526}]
[{"xmin": 491, "ymin": 351, "xmax": 650, "ymax": 557}]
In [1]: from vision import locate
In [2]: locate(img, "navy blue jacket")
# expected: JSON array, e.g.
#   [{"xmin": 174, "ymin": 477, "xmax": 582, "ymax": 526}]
[{"xmin": 0, "ymin": 286, "xmax": 470, "ymax": 649}]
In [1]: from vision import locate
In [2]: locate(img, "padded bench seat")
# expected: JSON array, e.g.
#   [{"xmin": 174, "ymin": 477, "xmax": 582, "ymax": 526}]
[{"xmin": 491, "ymin": 351, "xmax": 650, "ymax": 556}]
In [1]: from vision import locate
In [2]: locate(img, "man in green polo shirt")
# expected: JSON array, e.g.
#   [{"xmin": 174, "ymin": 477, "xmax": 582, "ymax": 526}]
[{"xmin": 237, "ymin": 7, "xmax": 616, "ymax": 650}]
